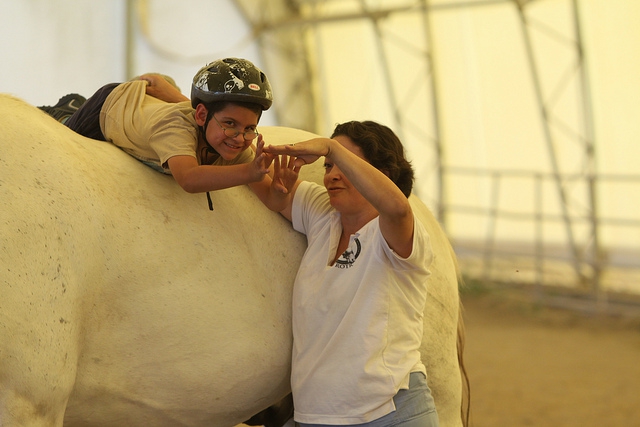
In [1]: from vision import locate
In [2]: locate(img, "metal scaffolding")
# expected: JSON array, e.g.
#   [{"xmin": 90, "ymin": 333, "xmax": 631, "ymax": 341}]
[{"xmin": 127, "ymin": 0, "xmax": 639, "ymax": 303}]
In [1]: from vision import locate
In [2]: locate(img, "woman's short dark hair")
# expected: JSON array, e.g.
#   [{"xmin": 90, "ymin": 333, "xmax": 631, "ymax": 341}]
[{"xmin": 331, "ymin": 121, "xmax": 414, "ymax": 197}]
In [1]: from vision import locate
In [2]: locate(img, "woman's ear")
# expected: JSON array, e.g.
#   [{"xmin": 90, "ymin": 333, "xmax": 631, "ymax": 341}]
[{"xmin": 194, "ymin": 103, "xmax": 208, "ymax": 126}]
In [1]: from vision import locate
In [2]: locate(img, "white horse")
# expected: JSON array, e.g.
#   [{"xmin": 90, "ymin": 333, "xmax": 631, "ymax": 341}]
[{"xmin": 0, "ymin": 94, "xmax": 466, "ymax": 427}]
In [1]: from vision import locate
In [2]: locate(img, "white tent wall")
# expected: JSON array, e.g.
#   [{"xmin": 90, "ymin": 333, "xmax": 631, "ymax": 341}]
[
  {"xmin": 428, "ymin": 0, "xmax": 640, "ymax": 294},
  {"xmin": 127, "ymin": 0, "xmax": 278, "ymax": 125},
  {"xmin": 1, "ymin": 0, "xmax": 639, "ymax": 297},
  {"xmin": 241, "ymin": 0, "xmax": 640, "ymax": 296},
  {"xmin": 0, "ymin": 0, "xmax": 276, "ymax": 124},
  {"xmin": 1, "ymin": 0, "xmax": 127, "ymax": 106}
]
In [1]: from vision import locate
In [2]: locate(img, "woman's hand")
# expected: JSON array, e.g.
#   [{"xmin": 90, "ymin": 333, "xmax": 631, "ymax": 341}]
[{"xmin": 263, "ymin": 138, "xmax": 333, "ymax": 167}]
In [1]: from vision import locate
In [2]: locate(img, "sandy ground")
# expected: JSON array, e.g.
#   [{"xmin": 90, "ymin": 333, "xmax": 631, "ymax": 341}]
[{"xmin": 460, "ymin": 286, "xmax": 640, "ymax": 427}]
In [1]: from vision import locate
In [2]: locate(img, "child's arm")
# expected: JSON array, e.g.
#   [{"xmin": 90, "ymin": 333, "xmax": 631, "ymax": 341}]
[
  {"xmin": 139, "ymin": 74, "xmax": 189, "ymax": 103},
  {"xmin": 166, "ymin": 149, "xmax": 270, "ymax": 193},
  {"xmin": 249, "ymin": 152, "xmax": 300, "ymax": 215}
]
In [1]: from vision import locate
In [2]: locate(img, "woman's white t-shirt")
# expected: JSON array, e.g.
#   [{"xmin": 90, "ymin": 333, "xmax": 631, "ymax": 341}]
[{"xmin": 291, "ymin": 181, "xmax": 433, "ymax": 425}]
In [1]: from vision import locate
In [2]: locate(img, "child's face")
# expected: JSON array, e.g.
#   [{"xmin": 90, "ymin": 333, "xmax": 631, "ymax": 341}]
[{"xmin": 196, "ymin": 103, "xmax": 260, "ymax": 161}]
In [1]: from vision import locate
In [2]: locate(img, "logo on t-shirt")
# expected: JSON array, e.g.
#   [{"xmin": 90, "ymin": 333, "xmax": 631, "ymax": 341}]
[{"xmin": 335, "ymin": 237, "xmax": 361, "ymax": 268}]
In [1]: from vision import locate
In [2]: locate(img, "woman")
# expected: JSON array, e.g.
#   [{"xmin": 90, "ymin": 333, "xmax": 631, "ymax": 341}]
[{"xmin": 264, "ymin": 121, "xmax": 439, "ymax": 427}]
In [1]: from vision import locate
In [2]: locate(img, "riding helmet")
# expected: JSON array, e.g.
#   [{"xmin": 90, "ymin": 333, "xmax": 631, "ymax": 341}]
[{"xmin": 190, "ymin": 58, "xmax": 273, "ymax": 110}]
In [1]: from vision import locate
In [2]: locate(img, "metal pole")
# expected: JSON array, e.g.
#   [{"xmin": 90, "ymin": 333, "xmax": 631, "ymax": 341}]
[
  {"xmin": 571, "ymin": 0, "xmax": 603, "ymax": 302},
  {"xmin": 125, "ymin": 0, "xmax": 136, "ymax": 80},
  {"xmin": 514, "ymin": 1, "xmax": 587, "ymax": 285},
  {"xmin": 356, "ymin": 0, "xmax": 405, "ymax": 138},
  {"xmin": 420, "ymin": 0, "xmax": 446, "ymax": 225},
  {"xmin": 482, "ymin": 172, "xmax": 501, "ymax": 282},
  {"xmin": 534, "ymin": 172, "xmax": 544, "ymax": 299}
]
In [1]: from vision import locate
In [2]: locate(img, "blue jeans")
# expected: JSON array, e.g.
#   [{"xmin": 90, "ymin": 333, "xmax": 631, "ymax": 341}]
[
  {"xmin": 65, "ymin": 82, "xmax": 120, "ymax": 141},
  {"xmin": 297, "ymin": 372, "xmax": 439, "ymax": 427}
]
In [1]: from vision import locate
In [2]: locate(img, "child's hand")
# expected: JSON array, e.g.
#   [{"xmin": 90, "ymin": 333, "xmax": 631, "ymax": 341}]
[{"xmin": 249, "ymin": 137, "xmax": 274, "ymax": 182}]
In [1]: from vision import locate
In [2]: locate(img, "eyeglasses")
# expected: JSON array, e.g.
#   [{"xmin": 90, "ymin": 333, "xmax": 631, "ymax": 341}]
[{"xmin": 212, "ymin": 115, "xmax": 259, "ymax": 141}]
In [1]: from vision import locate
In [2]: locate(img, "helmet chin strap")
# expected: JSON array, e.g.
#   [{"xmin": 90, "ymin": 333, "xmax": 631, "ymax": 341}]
[
  {"xmin": 198, "ymin": 116, "xmax": 216, "ymax": 211},
  {"xmin": 199, "ymin": 115, "xmax": 216, "ymax": 156}
]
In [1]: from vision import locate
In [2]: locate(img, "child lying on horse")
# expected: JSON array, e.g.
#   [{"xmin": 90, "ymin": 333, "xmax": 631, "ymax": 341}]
[{"xmin": 39, "ymin": 57, "xmax": 290, "ymax": 210}]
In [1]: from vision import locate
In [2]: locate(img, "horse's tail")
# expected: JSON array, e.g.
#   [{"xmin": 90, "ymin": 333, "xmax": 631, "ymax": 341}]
[
  {"xmin": 453, "ymin": 247, "xmax": 471, "ymax": 427},
  {"xmin": 458, "ymin": 299, "xmax": 471, "ymax": 427}
]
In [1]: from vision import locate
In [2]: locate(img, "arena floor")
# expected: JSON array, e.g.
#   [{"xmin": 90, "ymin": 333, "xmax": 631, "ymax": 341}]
[{"xmin": 461, "ymin": 286, "xmax": 640, "ymax": 427}]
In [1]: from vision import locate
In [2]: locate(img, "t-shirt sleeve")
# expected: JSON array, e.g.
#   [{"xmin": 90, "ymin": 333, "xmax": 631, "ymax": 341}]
[
  {"xmin": 379, "ymin": 215, "xmax": 433, "ymax": 272},
  {"xmin": 292, "ymin": 181, "xmax": 332, "ymax": 236},
  {"xmin": 212, "ymin": 146, "xmax": 254, "ymax": 166}
]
